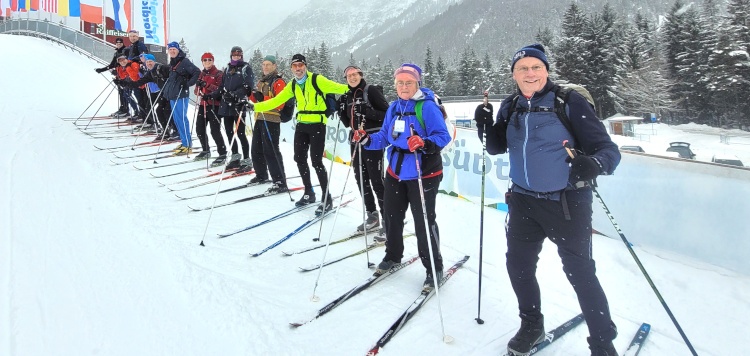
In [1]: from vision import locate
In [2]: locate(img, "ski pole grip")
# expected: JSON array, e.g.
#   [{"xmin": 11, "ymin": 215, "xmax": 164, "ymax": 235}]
[{"xmin": 562, "ymin": 140, "xmax": 576, "ymax": 159}]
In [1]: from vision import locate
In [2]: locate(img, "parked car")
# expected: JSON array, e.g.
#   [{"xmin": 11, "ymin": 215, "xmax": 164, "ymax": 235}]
[
  {"xmin": 666, "ymin": 142, "xmax": 696, "ymax": 159},
  {"xmin": 620, "ymin": 145, "xmax": 645, "ymax": 153},
  {"xmin": 711, "ymin": 155, "xmax": 744, "ymax": 167}
]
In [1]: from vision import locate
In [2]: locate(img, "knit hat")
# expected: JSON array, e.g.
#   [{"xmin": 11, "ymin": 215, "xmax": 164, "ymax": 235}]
[
  {"xmin": 231, "ymin": 46, "xmax": 243, "ymax": 57},
  {"xmin": 143, "ymin": 54, "xmax": 156, "ymax": 62},
  {"xmin": 393, "ymin": 63, "xmax": 422, "ymax": 83},
  {"xmin": 291, "ymin": 53, "xmax": 306, "ymax": 65},
  {"xmin": 115, "ymin": 38, "xmax": 124, "ymax": 44},
  {"xmin": 511, "ymin": 43, "xmax": 549, "ymax": 71},
  {"xmin": 201, "ymin": 52, "xmax": 214, "ymax": 61},
  {"xmin": 263, "ymin": 55, "xmax": 277, "ymax": 64},
  {"xmin": 344, "ymin": 65, "xmax": 363, "ymax": 78},
  {"xmin": 128, "ymin": 29, "xmax": 139, "ymax": 34},
  {"xmin": 116, "ymin": 54, "xmax": 128, "ymax": 60},
  {"xmin": 167, "ymin": 41, "xmax": 180, "ymax": 50}
]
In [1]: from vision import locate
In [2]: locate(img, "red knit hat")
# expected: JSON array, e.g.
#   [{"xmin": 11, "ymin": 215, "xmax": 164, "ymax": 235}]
[{"xmin": 201, "ymin": 52, "xmax": 214, "ymax": 61}]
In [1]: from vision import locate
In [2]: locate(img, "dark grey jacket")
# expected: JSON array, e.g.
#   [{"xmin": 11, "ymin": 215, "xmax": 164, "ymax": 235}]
[{"xmin": 161, "ymin": 51, "xmax": 200, "ymax": 100}]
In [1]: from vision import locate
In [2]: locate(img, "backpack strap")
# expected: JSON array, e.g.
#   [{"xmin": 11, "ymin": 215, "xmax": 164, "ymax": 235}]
[
  {"xmin": 295, "ymin": 73, "xmax": 327, "ymax": 120},
  {"xmin": 552, "ymin": 85, "xmax": 579, "ymax": 146},
  {"xmin": 362, "ymin": 84, "xmax": 371, "ymax": 108},
  {"xmin": 415, "ymin": 101, "xmax": 426, "ymax": 131}
]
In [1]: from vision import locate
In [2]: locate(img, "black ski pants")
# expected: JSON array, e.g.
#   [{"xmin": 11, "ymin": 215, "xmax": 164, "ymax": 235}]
[
  {"xmin": 251, "ymin": 119, "xmax": 286, "ymax": 183},
  {"xmin": 222, "ymin": 109, "xmax": 249, "ymax": 158},
  {"xmin": 150, "ymin": 92, "xmax": 174, "ymax": 133},
  {"xmin": 505, "ymin": 189, "xmax": 617, "ymax": 342},
  {"xmin": 382, "ymin": 173, "xmax": 443, "ymax": 272},
  {"xmin": 350, "ymin": 142, "xmax": 385, "ymax": 217},
  {"xmin": 294, "ymin": 123, "xmax": 328, "ymax": 196},
  {"xmin": 196, "ymin": 103, "xmax": 226, "ymax": 155}
]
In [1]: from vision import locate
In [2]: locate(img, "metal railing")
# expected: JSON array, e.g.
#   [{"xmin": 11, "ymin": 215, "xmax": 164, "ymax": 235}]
[{"xmin": 1, "ymin": 18, "xmax": 113, "ymax": 65}]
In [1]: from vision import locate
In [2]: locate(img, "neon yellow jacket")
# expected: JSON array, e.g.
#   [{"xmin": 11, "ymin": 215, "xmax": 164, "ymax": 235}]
[{"xmin": 253, "ymin": 71, "xmax": 349, "ymax": 124}]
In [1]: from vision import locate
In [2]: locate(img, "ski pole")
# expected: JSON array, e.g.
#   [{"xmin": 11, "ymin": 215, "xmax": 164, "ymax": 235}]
[
  {"xmin": 152, "ymin": 83, "xmax": 184, "ymax": 163},
  {"xmin": 356, "ymin": 124, "xmax": 373, "ymax": 268},
  {"xmin": 309, "ymin": 162, "xmax": 353, "ymax": 302},
  {"xmin": 82, "ymin": 85, "xmax": 117, "ymax": 131},
  {"xmin": 74, "ymin": 74, "xmax": 115, "ymax": 125},
  {"xmin": 130, "ymin": 85, "xmax": 155, "ymax": 144},
  {"xmin": 132, "ymin": 79, "xmax": 169, "ymax": 150},
  {"xmin": 261, "ymin": 112, "xmax": 294, "ymax": 201},
  {"xmin": 186, "ymin": 95, "xmax": 201, "ymax": 159},
  {"xmin": 410, "ymin": 123, "xmax": 452, "ymax": 344},
  {"xmin": 199, "ymin": 104, "xmax": 250, "ymax": 247},
  {"xmin": 475, "ymin": 124, "xmax": 487, "ymax": 325},
  {"xmin": 562, "ymin": 140, "xmax": 697, "ymax": 356},
  {"xmin": 312, "ymin": 115, "xmax": 343, "ymax": 242}
]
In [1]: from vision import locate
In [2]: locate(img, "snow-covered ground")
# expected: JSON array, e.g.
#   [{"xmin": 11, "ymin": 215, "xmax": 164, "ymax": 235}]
[{"xmin": 2, "ymin": 34, "xmax": 749, "ymax": 356}]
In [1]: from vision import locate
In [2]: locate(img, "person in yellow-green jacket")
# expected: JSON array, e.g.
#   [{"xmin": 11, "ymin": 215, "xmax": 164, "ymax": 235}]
[{"xmin": 251, "ymin": 54, "xmax": 349, "ymax": 215}]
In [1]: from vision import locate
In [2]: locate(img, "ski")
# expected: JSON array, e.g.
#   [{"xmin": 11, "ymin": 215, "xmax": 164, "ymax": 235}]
[
  {"xmin": 158, "ymin": 167, "xmax": 238, "ymax": 186},
  {"xmin": 506, "ymin": 313, "xmax": 585, "ymax": 356},
  {"xmin": 366, "ymin": 256, "xmax": 470, "ymax": 356},
  {"xmin": 94, "ymin": 141, "xmax": 163, "ymax": 151},
  {"xmin": 110, "ymin": 153, "xmax": 180, "ymax": 165},
  {"xmin": 623, "ymin": 323, "xmax": 650, "ymax": 356},
  {"xmin": 217, "ymin": 203, "xmax": 318, "ymax": 238},
  {"xmin": 290, "ymin": 255, "xmax": 421, "ymax": 328},
  {"xmin": 150, "ymin": 166, "xmax": 207, "ymax": 179},
  {"xmin": 60, "ymin": 115, "xmax": 113, "ymax": 121},
  {"xmin": 188, "ymin": 185, "xmax": 308, "ymax": 212},
  {"xmin": 168, "ymin": 170, "xmax": 254, "ymax": 192},
  {"xmin": 249, "ymin": 198, "xmax": 355, "ymax": 257},
  {"xmin": 282, "ymin": 229, "xmax": 380, "ymax": 256},
  {"xmin": 133, "ymin": 159, "xmax": 196, "ymax": 170},
  {"xmin": 176, "ymin": 176, "xmax": 303, "ymax": 200},
  {"xmin": 298, "ymin": 233, "xmax": 414, "ymax": 272}
]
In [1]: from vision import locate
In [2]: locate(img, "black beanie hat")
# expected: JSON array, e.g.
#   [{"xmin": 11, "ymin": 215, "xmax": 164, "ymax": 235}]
[{"xmin": 291, "ymin": 53, "xmax": 307, "ymax": 65}]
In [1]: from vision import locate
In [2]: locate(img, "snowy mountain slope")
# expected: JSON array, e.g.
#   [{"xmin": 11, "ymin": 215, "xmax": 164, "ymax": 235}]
[{"xmin": 2, "ymin": 35, "xmax": 748, "ymax": 355}]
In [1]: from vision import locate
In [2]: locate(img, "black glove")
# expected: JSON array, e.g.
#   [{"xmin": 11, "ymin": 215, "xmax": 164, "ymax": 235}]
[
  {"xmin": 95, "ymin": 67, "xmax": 107, "ymax": 73},
  {"xmin": 569, "ymin": 155, "xmax": 602, "ymax": 183},
  {"xmin": 475, "ymin": 113, "xmax": 493, "ymax": 126},
  {"xmin": 223, "ymin": 91, "xmax": 236, "ymax": 102},
  {"xmin": 113, "ymin": 78, "xmax": 123, "ymax": 86},
  {"xmin": 338, "ymin": 96, "xmax": 347, "ymax": 114},
  {"xmin": 253, "ymin": 91, "xmax": 264, "ymax": 102},
  {"xmin": 196, "ymin": 79, "xmax": 207, "ymax": 88}
]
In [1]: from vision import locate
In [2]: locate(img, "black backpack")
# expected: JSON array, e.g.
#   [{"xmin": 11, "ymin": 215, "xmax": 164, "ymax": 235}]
[
  {"xmin": 279, "ymin": 99, "xmax": 295, "ymax": 123},
  {"xmin": 506, "ymin": 83, "xmax": 595, "ymax": 149},
  {"xmin": 362, "ymin": 83, "xmax": 384, "ymax": 109},
  {"xmin": 292, "ymin": 73, "xmax": 337, "ymax": 119}
]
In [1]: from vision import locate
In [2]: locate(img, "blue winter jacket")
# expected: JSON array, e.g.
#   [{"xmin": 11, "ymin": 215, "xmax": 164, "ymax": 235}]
[
  {"xmin": 161, "ymin": 51, "xmax": 200, "ymax": 101},
  {"xmin": 366, "ymin": 88, "xmax": 451, "ymax": 180},
  {"xmin": 480, "ymin": 81, "xmax": 620, "ymax": 194}
]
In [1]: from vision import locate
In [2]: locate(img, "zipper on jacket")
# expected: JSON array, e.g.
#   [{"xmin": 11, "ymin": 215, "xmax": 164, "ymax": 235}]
[{"xmin": 522, "ymin": 97, "xmax": 531, "ymax": 188}]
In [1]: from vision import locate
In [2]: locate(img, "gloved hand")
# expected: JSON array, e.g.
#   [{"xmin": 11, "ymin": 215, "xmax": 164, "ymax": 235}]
[
  {"xmin": 352, "ymin": 129, "xmax": 369, "ymax": 146},
  {"xmin": 475, "ymin": 113, "xmax": 493, "ymax": 126},
  {"xmin": 407, "ymin": 135, "xmax": 425, "ymax": 152},
  {"xmin": 338, "ymin": 96, "xmax": 346, "ymax": 114},
  {"xmin": 95, "ymin": 67, "xmax": 107, "ymax": 73},
  {"xmin": 196, "ymin": 79, "xmax": 207, "ymax": 88},
  {"xmin": 113, "ymin": 78, "xmax": 124, "ymax": 86},
  {"xmin": 253, "ymin": 91, "xmax": 264, "ymax": 102},
  {"xmin": 568, "ymin": 154, "xmax": 602, "ymax": 182},
  {"xmin": 223, "ymin": 90, "xmax": 237, "ymax": 102}
]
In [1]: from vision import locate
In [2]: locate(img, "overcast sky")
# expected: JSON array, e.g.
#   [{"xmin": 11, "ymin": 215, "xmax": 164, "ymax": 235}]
[{"xmin": 169, "ymin": 0, "xmax": 310, "ymax": 60}]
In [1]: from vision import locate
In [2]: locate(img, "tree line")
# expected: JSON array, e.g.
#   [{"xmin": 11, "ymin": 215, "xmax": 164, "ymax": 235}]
[{"xmin": 246, "ymin": 0, "xmax": 749, "ymax": 129}]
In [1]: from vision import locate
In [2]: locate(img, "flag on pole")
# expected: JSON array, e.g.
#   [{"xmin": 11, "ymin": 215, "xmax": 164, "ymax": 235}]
[
  {"xmin": 2, "ymin": 0, "xmax": 11, "ymax": 17},
  {"xmin": 29, "ymin": 0, "xmax": 38, "ymax": 10},
  {"xmin": 79, "ymin": 0, "xmax": 101, "ymax": 23},
  {"xmin": 40, "ymin": 0, "xmax": 57, "ymax": 13},
  {"xmin": 18, "ymin": 0, "xmax": 27, "ymax": 11},
  {"xmin": 133, "ymin": 0, "xmax": 166, "ymax": 46},
  {"xmin": 106, "ymin": 0, "xmax": 130, "ymax": 31},
  {"xmin": 57, "ymin": 0, "xmax": 79, "ymax": 16}
]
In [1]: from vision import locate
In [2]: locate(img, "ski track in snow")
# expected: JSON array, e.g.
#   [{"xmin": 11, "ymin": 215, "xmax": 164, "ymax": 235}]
[{"xmin": 1, "ymin": 34, "xmax": 748, "ymax": 355}]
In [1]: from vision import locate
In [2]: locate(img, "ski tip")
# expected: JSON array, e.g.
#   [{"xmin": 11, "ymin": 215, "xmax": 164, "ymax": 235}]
[
  {"xmin": 187, "ymin": 206, "xmax": 200, "ymax": 212},
  {"xmin": 289, "ymin": 322, "xmax": 303, "ymax": 329},
  {"xmin": 366, "ymin": 346, "xmax": 380, "ymax": 356},
  {"xmin": 281, "ymin": 252, "xmax": 293, "ymax": 257},
  {"xmin": 250, "ymin": 253, "xmax": 260, "ymax": 257}
]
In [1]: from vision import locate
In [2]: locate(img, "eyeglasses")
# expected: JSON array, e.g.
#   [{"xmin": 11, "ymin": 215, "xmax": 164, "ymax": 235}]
[
  {"xmin": 291, "ymin": 63, "xmax": 306, "ymax": 69},
  {"xmin": 396, "ymin": 81, "xmax": 417, "ymax": 88},
  {"xmin": 202, "ymin": 58, "xmax": 213, "ymax": 62},
  {"xmin": 514, "ymin": 65, "xmax": 545, "ymax": 73}
]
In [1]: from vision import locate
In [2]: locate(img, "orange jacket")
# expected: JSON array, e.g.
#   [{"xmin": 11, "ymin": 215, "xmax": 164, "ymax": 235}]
[{"xmin": 117, "ymin": 62, "xmax": 143, "ymax": 88}]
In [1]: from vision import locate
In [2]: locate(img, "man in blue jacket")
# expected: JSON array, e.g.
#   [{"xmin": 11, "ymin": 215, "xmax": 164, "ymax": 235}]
[
  {"xmin": 477, "ymin": 44, "xmax": 621, "ymax": 356},
  {"xmin": 162, "ymin": 41, "xmax": 200, "ymax": 156}
]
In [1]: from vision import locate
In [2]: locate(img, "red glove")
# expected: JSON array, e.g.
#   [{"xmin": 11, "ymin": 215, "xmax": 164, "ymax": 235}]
[
  {"xmin": 407, "ymin": 135, "xmax": 425, "ymax": 152},
  {"xmin": 352, "ymin": 129, "xmax": 369, "ymax": 146}
]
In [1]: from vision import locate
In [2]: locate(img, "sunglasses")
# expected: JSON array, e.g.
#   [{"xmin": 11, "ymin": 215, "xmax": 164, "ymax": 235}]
[{"xmin": 202, "ymin": 58, "xmax": 213, "ymax": 62}]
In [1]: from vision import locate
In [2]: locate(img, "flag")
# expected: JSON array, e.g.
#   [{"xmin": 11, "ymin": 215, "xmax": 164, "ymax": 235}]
[
  {"xmin": 133, "ymin": 0, "xmax": 166, "ymax": 46},
  {"xmin": 79, "ymin": 0, "xmax": 101, "ymax": 23},
  {"xmin": 106, "ymin": 0, "xmax": 130, "ymax": 31},
  {"xmin": 29, "ymin": 0, "xmax": 38, "ymax": 10},
  {"xmin": 2, "ymin": 0, "xmax": 11, "ymax": 17},
  {"xmin": 18, "ymin": 0, "xmax": 26, "ymax": 11},
  {"xmin": 10, "ymin": 0, "xmax": 17, "ymax": 11},
  {"xmin": 57, "ymin": 0, "xmax": 79, "ymax": 16},
  {"xmin": 40, "ymin": 0, "xmax": 57, "ymax": 13}
]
